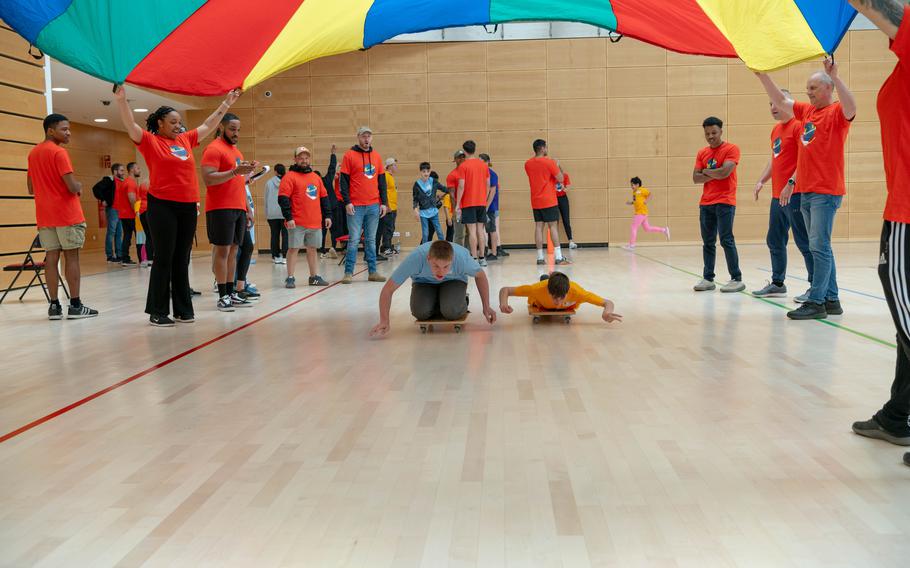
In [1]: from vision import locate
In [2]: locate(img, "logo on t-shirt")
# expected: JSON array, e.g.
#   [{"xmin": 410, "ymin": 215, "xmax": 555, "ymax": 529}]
[
  {"xmin": 802, "ymin": 123, "xmax": 816, "ymax": 146},
  {"xmin": 169, "ymin": 145, "xmax": 189, "ymax": 161},
  {"xmin": 707, "ymin": 158, "xmax": 718, "ymax": 169},
  {"xmin": 772, "ymin": 137, "xmax": 782, "ymax": 158},
  {"xmin": 363, "ymin": 163, "xmax": 376, "ymax": 179},
  {"xmin": 306, "ymin": 184, "xmax": 318, "ymax": 200}
]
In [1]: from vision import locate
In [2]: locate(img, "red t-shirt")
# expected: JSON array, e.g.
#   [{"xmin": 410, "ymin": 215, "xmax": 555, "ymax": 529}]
[
  {"xmin": 880, "ymin": 5, "xmax": 910, "ymax": 223},
  {"xmin": 340, "ymin": 147, "xmax": 385, "ymax": 206},
  {"xmin": 136, "ymin": 129, "xmax": 200, "ymax": 203},
  {"xmin": 446, "ymin": 168, "xmax": 461, "ymax": 205},
  {"xmin": 456, "ymin": 158, "xmax": 490, "ymax": 208},
  {"xmin": 695, "ymin": 142, "xmax": 740, "ymax": 206},
  {"xmin": 792, "ymin": 100, "xmax": 852, "ymax": 196},
  {"xmin": 138, "ymin": 182, "xmax": 149, "ymax": 214},
  {"xmin": 279, "ymin": 170, "xmax": 328, "ymax": 229},
  {"xmin": 557, "ymin": 172, "xmax": 571, "ymax": 197},
  {"xmin": 333, "ymin": 176, "xmax": 342, "ymax": 202},
  {"xmin": 201, "ymin": 137, "xmax": 247, "ymax": 212},
  {"xmin": 27, "ymin": 141, "xmax": 84, "ymax": 228},
  {"xmin": 770, "ymin": 119, "xmax": 801, "ymax": 199},
  {"xmin": 114, "ymin": 177, "xmax": 137, "ymax": 219},
  {"xmin": 524, "ymin": 156, "xmax": 561, "ymax": 209}
]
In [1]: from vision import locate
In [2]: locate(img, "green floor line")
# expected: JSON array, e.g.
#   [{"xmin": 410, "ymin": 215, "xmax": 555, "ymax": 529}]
[{"xmin": 630, "ymin": 250, "xmax": 898, "ymax": 350}]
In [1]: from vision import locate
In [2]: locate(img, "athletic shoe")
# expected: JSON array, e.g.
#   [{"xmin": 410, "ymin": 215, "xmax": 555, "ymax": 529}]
[
  {"xmin": 285, "ymin": 277, "xmax": 296, "ymax": 289},
  {"xmin": 190, "ymin": 288, "xmax": 202, "ymax": 296},
  {"xmin": 794, "ymin": 289, "xmax": 811, "ymax": 303},
  {"xmin": 278, "ymin": 257, "xmax": 287, "ymax": 265},
  {"xmin": 852, "ymin": 418, "xmax": 910, "ymax": 446},
  {"xmin": 272, "ymin": 257, "xmax": 281, "ymax": 264},
  {"xmin": 787, "ymin": 302, "xmax": 826, "ymax": 320},
  {"xmin": 381, "ymin": 248, "xmax": 395, "ymax": 256},
  {"xmin": 212, "ymin": 281, "xmax": 219, "ymax": 293},
  {"xmin": 217, "ymin": 295, "xmax": 235, "ymax": 312},
  {"xmin": 341, "ymin": 273, "xmax": 353, "ymax": 284},
  {"xmin": 149, "ymin": 314, "xmax": 175, "ymax": 327},
  {"xmin": 376, "ymin": 254, "xmax": 389, "ymax": 262},
  {"xmin": 478, "ymin": 258, "xmax": 488, "ymax": 267},
  {"xmin": 67, "ymin": 304, "xmax": 99, "ymax": 319},
  {"xmin": 140, "ymin": 261, "xmax": 150, "ymax": 268},
  {"xmin": 621, "ymin": 244, "xmax": 635, "ymax": 250},
  {"xmin": 720, "ymin": 280, "xmax": 745, "ymax": 294},
  {"xmin": 309, "ymin": 275, "xmax": 329, "ymax": 286},
  {"xmin": 825, "ymin": 300, "xmax": 844, "ymax": 315},
  {"xmin": 368, "ymin": 272, "xmax": 387, "ymax": 283},
  {"xmin": 237, "ymin": 289, "xmax": 260, "ymax": 302},
  {"xmin": 536, "ymin": 258, "xmax": 546, "ymax": 265},
  {"xmin": 752, "ymin": 281, "xmax": 787, "ymax": 298},
  {"xmin": 497, "ymin": 247, "xmax": 510, "ymax": 257},
  {"xmin": 555, "ymin": 257, "xmax": 572, "ymax": 265},
  {"xmin": 120, "ymin": 259, "xmax": 137, "ymax": 267},
  {"xmin": 107, "ymin": 257, "xmax": 120, "ymax": 263},
  {"xmin": 174, "ymin": 315, "xmax": 195, "ymax": 323},
  {"xmin": 327, "ymin": 248, "xmax": 339, "ymax": 259},
  {"xmin": 665, "ymin": 227, "xmax": 671, "ymax": 241},
  {"xmin": 48, "ymin": 303, "xmax": 63, "ymax": 320},
  {"xmin": 569, "ymin": 241, "xmax": 578, "ymax": 249},
  {"xmin": 693, "ymin": 279, "xmax": 716, "ymax": 292},
  {"xmin": 244, "ymin": 283, "xmax": 260, "ymax": 294},
  {"xmin": 231, "ymin": 293, "xmax": 254, "ymax": 308},
  {"xmin": 485, "ymin": 253, "xmax": 498, "ymax": 261}
]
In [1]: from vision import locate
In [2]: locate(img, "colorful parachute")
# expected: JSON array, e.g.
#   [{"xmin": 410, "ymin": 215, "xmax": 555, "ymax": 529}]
[{"xmin": 1, "ymin": 0, "xmax": 856, "ymax": 97}]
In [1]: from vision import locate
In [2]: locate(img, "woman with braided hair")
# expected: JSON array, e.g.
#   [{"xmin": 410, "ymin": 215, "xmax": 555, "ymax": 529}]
[{"xmin": 115, "ymin": 85, "xmax": 245, "ymax": 326}]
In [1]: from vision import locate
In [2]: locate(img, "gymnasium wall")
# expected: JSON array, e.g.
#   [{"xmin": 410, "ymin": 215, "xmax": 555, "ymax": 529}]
[{"xmin": 182, "ymin": 31, "xmax": 893, "ymax": 249}]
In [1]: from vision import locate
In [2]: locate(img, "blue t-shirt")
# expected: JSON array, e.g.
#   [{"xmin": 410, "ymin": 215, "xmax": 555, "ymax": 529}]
[
  {"xmin": 488, "ymin": 169, "xmax": 499, "ymax": 213},
  {"xmin": 391, "ymin": 242, "xmax": 481, "ymax": 285}
]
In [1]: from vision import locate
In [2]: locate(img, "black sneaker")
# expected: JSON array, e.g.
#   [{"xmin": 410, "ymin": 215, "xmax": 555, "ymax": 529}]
[
  {"xmin": 825, "ymin": 300, "xmax": 843, "ymax": 315},
  {"xmin": 787, "ymin": 302, "xmax": 827, "ymax": 320},
  {"xmin": 190, "ymin": 288, "xmax": 202, "ymax": 296},
  {"xmin": 217, "ymin": 295, "xmax": 235, "ymax": 312},
  {"xmin": 230, "ymin": 293, "xmax": 253, "ymax": 308},
  {"xmin": 498, "ymin": 247, "xmax": 510, "ymax": 257},
  {"xmin": 120, "ymin": 258, "xmax": 137, "ymax": 267},
  {"xmin": 376, "ymin": 254, "xmax": 389, "ymax": 262},
  {"xmin": 48, "ymin": 303, "xmax": 63, "ymax": 320},
  {"xmin": 536, "ymin": 258, "xmax": 546, "ymax": 265},
  {"xmin": 67, "ymin": 304, "xmax": 99, "ymax": 319},
  {"xmin": 174, "ymin": 314, "xmax": 195, "ymax": 323},
  {"xmin": 485, "ymin": 253, "xmax": 498, "ymax": 261},
  {"xmin": 852, "ymin": 418, "xmax": 910, "ymax": 446},
  {"xmin": 309, "ymin": 275, "xmax": 329, "ymax": 286},
  {"xmin": 149, "ymin": 314, "xmax": 175, "ymax": 327},
  {"xmin": 238, "ymin": 289, "xmax": 260, "ymax": 301}
]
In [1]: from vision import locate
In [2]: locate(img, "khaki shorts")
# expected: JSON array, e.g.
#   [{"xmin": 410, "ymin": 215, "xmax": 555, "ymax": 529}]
[
  {"xmin": 39, "ymin": 222, "xmax": 86, "ymax": 251},
  {"xmin": 288, "ymin": 227, "xmax": 321, "ymax": 249}
]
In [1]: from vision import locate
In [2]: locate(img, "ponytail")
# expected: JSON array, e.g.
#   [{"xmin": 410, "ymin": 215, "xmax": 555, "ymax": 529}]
[{"xmin": 146, "ymin": 106, "xmax": 176, "ymax": 134}]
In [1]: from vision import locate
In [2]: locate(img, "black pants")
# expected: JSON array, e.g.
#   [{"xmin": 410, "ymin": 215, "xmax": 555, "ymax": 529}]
[
  {"xmin": 410, "ymin": 280, "xmax": 468, "ymax": 320},
  {"xmin": 699, "ymin": 204, "xmax": 741, "ymax": 282},
  {"xmin": 445, "ymin": 222, "xmax": 454, "ymax": 242},
  {"xmin": 120, "ymin": 218, "xmax": 137, "ymax": 261},
  {"xmin": 876, "ymin": 221, "xmax": 910, "ymax": 433},
  {"xmin": 378, "ymin": 210, "xmax": 397, "ymax": 252},
  {"xmin": 557, "ymin": 194, "xmax": 573, "ymax": 240},
  {"xmin": 330, "ymin": 207, "xmax": 347, "ymax": 247},
  {"xmin": 139, "ymin": 212, "xmax": 154, "ymax": 261},
  {"xmin": 236, "ymin": 229, "xmax": 253, "ymax": 282},
  {"xmin": 145, "ymin": 195, "xmax": 196, "ymax": 318},
  {"xmin": 268, "ymin": 219, "xmax": 288, "ymax": 258}
]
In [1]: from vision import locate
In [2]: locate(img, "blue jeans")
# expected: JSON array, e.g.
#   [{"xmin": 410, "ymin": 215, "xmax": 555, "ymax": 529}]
[
  {"xmin": 767, "ymin": 194, "xmax": 814, "ymax": 284},
  {"xmin": 105, "ymin": 206, "xmax": 122, "ymax": 259},
  {"xmin": 420, "ymin": 214, "xmax": 443, "ymax": 244},
  {"xmin": 344, "ymin": 204, "xmax": 380, "ymax": 274},
  {"xmin": 699, "ymin": 204, "xmax": 741, "ymax": 281},
  {"xmin": 800, "ymin": 192, "xmax": 842, "ymax": 304}
]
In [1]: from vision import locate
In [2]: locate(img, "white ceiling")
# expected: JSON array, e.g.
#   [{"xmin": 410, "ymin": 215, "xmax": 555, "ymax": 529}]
[{"xmin": 48, "ymin": 59, "xmax": 192, "ymax": 132}]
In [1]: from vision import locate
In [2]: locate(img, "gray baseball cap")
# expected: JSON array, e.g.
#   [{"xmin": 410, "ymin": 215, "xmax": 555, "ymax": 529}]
[{"xmin": 357, "ymin": 126, "xmax": 373, "ymax": 135}]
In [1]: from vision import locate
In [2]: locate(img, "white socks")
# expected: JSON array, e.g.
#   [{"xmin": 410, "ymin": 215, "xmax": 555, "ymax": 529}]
[
  {"xmin": 537, "ymin": 248, "xmax": 545, "ymax": 260},
  {"xmin": 554, "ymin": 246, "xmax": 563, "ymax": 260}
]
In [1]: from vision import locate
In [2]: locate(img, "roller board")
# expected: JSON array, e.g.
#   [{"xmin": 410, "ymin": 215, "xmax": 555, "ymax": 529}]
[
  {"xmin": 529, "ymin": 306, "xmax": 576, "ymax": 324},
  {"xmin": 416, "ymin": 314, "xmax": 467, "ymax": 334}
]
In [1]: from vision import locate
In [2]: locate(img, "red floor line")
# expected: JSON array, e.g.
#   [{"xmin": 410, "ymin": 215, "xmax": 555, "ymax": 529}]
[{"xmin": 0, "ymin": 269, "xmax": 368, "ymax": 445}]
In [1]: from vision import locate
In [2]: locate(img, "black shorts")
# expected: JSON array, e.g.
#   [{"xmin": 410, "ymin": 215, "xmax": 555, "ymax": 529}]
[
  {"xmin": 533, "ymin": 206, "xmax": 559, "ymax": 223},
  {"xmin": 206, "ymin": 209, "xmax": 246, "ymax": 246},
  {"xmin": 461, "ymin": 205, "xmax": 486, "ymax": 224}
]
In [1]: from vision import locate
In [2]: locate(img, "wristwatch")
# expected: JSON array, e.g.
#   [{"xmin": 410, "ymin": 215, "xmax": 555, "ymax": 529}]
[{"xmin": 787, "ymin": 178, "xmax": 796, "ymax": 186}]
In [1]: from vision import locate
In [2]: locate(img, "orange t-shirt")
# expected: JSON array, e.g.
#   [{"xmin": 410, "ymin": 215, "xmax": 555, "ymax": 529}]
[
  {"xmin": 456, "ymin": 158, "xmax": 490, "ymax": 208},
  {"xmin": 770, "ymin": 119, "xmax": 801, "ymax": 199},
  {"xmin": 695, "ymin": 142, "xmax": 740, "ymax": 206},
  {"xmin": 792, "ymin": 101, "xmax": 852, "ymax": 196},
  {"xmin": 136, "ymin": 129, "xmax": 200, "ymax": 203},
  {"xmin": 333, "ymin": 176, "xmax": 342, "ymax": 202},
  {"xmin": 340, "ymin": 147, "xmax": 385, "ymax": 206},
  {"xmin": 446, "ymin": 168, "xmax": 461, "ymax": 205},
  {"xmin": 525, "ymin": 156, "xmax": 561, "ymax": 209},
  {"xmin": 557, "ymin": 172, "xmax": 571, "ymax": 197},
  {"xmin": 201, "ymin": 137, "xmax": 247, "ymax": 212},
  {"xmin": 279, "ymin": 170, "xmax": 328, "ymax": 229},
  {"xmin": 137, "ymin": 182, "xmax": 149, "ymax": 214},
  {"xmin": 114, "ymin": 177, "xmax": 137, "ymax": 219},
  {"xmin": 27, "ymin": 141, "xmax": 84, "ymax": 228},
  {"xmin": 879, "ymin": 5, "xmax": 910, "ymax": 223}
]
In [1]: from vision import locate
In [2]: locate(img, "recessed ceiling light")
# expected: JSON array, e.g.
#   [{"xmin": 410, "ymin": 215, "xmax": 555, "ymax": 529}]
[
  {"xmin": 93, "ymin": 118, "xmax": 108, "ymax": 123},
  {"xmin": 51, "ymin": 87, "xmax": 69, "ymax": 92},
  {"xmin": 133, "ymin": 108, "xmax": 148, "ymax": 112}
]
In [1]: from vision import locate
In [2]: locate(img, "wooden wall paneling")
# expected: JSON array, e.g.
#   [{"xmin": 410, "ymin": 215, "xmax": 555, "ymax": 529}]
[
  {"xmin": 427, "ymin": 72, "xmax": 488, "ymax": 103},
  {"xmin": 667, "ymin": 157, "xmax": 700, "ymax": 189},
  {"xmin": 0, "ymin": 225, "xmax": 39, "ymax": 253},
  {"xmin": 847, "ymin": 120, "xmax": 884, "ymax": 154},
  {"xmin": 727, "ymin": 66, "xmax": 788, "ymax": 95},
  {"xmin": 498, "ymin": 190, "xmax": 533, "ymax": 218},
  {"xmin": 0, "ymin": 84, "xmax": 45, "ymax": 118},
  {"xmin": 847, "ymin": 182, "xmax": 887, "ymax": 213},
  {"xmin": 667, "ymin": 65, "xmax": 727, "ymax": 96},
  {"xmin": 426, "ymin": 42, "xmax": 487, "ymax": 73},
  {"xmin": 429, "ymin": 132, "xmax": 491, "ymax": 162},
  {"xmin": 369, "ymin": 103, "xmax": 429, "ymax": 134},
  {"xmin": 607, "ymin": 67, "xmax": 667, "ymax": 97},
  {"xmin": 0, "ymin": 169, "xmax": 28, "ymax": 196},
  {"xmin": 488, "ymin": 130, "xmax": 546, "ymax": 161},
  {"xmin": 849, "ymin": 152, "xmax": 885, "ymax": 183},
  {"xmin": 486, "ymin": 40, "xmax": 546, "ymax": 71},
  {"xmin": 372, "ymin": 133, "xmax": 430, "ymax": 163},
  {"xmin": 666, "ymin": 52, "xmax": 729, "ymax": 66},
  {"xmin": 251, "ymin": 77, "xmax": 311, "ymax": 108},
  {"xmin": 850, "ymin": 30, "xmax": 894, "ymax": 62},
  {"xmin": 309, "ymin": 76, "xmax": 369, "ymax": 107},
  {"xmin": 254, "ymin": 107, "xmax": 311, "ymax": 138},
  {"xmin": 489, "ymin": 160, "xmax": 526, "ymax": 191},
  {"xmin": 254, "ymin": 137, "xmax": 311, "ymax": 167},
  {"xmin": 606, "ymin": 40, "xmax": 667, "ymax": 67},
  {"xmin": 607, "ymin": 157, "xmax": 668, "ymax": 189},
  {"xmin": 556, "ymin": 158, "xmax": 607, "ymax": 189},
  {"xmin": 608, "ymin": 97, "xmax": 667, "ymax": 128},
  {"xmin": 429, "ymin": 102, "xmax": 488, "ymax": 132},
  {"xmin": 609, "ymin": 215, "xmax": 670, "ymax": 244},
  {"xmin": 849, "ymin": 212, "xmax": 885, "ymax": 239},
  {"xmin": 0, "ymin": 198, "xmax": 35, "ymax": 226},
  {"xmin": 487, "ymin": 100, "xmax": 547, "ymax": 132},
  {"xmin": 667, "ymin": 185, "xmax": 702, "ymax": 217},
  {"xmin": 606, "ymin": 128, "xmax": 667, "ymax": 158},
  {"xmin": 667, "ymin": 95, "xmax": 727, "ymax": 127},
  {"xmin": 368, "ymin": 43, "xmax": 428, "ymax": 73},
  {"xmin": 665, "ymin": 215, "xmax": 704, "ymax": 241},
  {"xmin": 309, "ymin": 50, "xmax": 368, "ymax": 76},
  {"xmin": 668, "ymin": 127, "xmax": 709, "ymax": 158},
  {"xmin": 557, "ymin": 217, "xmax": 608, "ymax": 242},
  {"xmin": 725, "ymin": 124, "xmax": 775, "ymax": 156},
  {"xmin": 787, "ymin": 60, "xmax": 851, "ymax": 92},
  {"xmin": 310, "ymin": 105, "xmax": 371, "ymax": 136},
  {"xmin": 0, "ymin": 140, "xmax": 30, "ymax": 169},
  {"xmin": 368, "ymin": 73, "xmax": 428, "ymax": 105},
  {"xmin": 546, "ymin": 38, "xmax": 606, "ymax": 70},
  {"xmin": 0, "ymin": 27, "xmax": 35, "ymax": 63},
  {"xmin": 547, "ymin": 68, "xmax": 607, "ymax": 100},
  {"xmin": 727, "ymin": 94, "xmax": 779, "ymax": 126},
  {"xmin": 852, "ymin": 91, "xmax": 880, "ymax": 122},
  {"xmin": 487, "ymin": 70, "xmax": 547, "ymax": 101},
  {"xmin": 0, "ymin": 56, "xmax": 44, "ymax": 92},
  {"xmin": 559, "ymin": 189, "xmax": 607, "ymax": 218},
  {"xmin": 0, "ymin": 112, "xmax": 43, "ymax": 144},
  {"xmin": 548, "ymin": 129, "xmax": 608, "ymax": 159},
  {"xmin": 847, "ymin": 61, "xmax": 895, "ymax": 92},
  {"xmin": 548, "ymin": 98, "xmax": 606, "ymax": 129}
]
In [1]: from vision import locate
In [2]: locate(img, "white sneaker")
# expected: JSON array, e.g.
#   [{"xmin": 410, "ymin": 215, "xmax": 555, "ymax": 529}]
[
  {"xmin": 720, "ymin": 280, "xmax": 746, "ymax": 293},
  {"xmin": 569, "ymin": 241, "xmax": 578, "ymax": 249},
  {"xmin": 212, "ymin": 281, "xmax": 218, "ymax": 293},
  {"xmin": 665, "ymin": 227, "xmax": 671, "ymax": 241},
  {"xmin": 621, "ymin": 244, "xmax": 635, "ymax": 250},
  {"xmin": 272, "ymin": 257, "xmax": 280, "ymax": 264},
  {"xmin": 693, "ymin": 279, "xmax": 716, "ymax": 292},
  {"xmin": 279, "ymin": 257, "xmax": 287, "ymax": 264}
]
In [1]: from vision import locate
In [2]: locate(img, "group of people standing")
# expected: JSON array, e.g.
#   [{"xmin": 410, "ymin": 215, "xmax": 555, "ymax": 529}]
[{"xmin": 98, "ymin": 161, "xmax": 152, "ymax": 267}]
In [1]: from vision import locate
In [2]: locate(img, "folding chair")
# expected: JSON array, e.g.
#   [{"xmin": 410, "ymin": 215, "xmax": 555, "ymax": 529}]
[{"xmin": 0, "ymin": 235, "xmax": 69, "ymax": 304}]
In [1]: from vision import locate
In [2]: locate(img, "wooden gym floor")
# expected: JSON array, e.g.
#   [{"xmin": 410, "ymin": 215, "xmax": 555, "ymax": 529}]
[{"xmin": 1, "ymin": 242, "xmax": 908, "ymax": 567}]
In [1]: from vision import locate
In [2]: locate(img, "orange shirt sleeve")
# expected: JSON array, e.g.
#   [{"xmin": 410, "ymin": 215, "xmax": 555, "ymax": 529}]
[
  {"xmin": 512, "ymin": 284, "xmax": 537, "ymax": 298},
  {"xmin": 569, "ymin": 283, "xmax": 605, "ymax": 307},
  {"xmin": 201, "ymin": 144, "xmax": 221, "ymax": 169},
  {"xmin": 54, "ymin": 148, "xmax": 73, "ymax": 177}
]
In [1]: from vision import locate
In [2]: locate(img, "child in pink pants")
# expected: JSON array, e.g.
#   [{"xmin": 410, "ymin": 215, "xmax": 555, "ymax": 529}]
[{"xmin": 625, "ymin": 177, "xmax": 669, "ymax": 249}]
